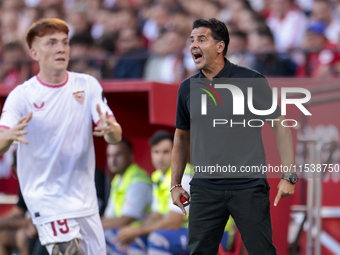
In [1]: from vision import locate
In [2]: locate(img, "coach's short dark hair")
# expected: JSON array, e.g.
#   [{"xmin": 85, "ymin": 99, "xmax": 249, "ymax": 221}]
[
  {"xmin": 149, "ymin": 130, "xmax": 174, "ymax": 147},
  {"xmin": 192, "ymin": 18, "xmax": 230, "ymax": 56}
]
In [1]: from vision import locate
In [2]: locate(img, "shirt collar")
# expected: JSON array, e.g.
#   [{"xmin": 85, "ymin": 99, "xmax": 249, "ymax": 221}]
[{"xmin": 198, "ymin": 58, "xmax": 232, "ymax": 78}]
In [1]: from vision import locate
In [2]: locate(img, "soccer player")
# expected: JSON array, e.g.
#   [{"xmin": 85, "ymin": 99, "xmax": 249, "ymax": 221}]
[{"xmin": 0, "ymin": 18, "xmax": 122, "ymax": 255}]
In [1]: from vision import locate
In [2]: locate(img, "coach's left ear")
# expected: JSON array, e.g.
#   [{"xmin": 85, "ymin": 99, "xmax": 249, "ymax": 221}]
[{"xmin": 217, "ymin": 41, "xmax": 225, "ymax": 54}]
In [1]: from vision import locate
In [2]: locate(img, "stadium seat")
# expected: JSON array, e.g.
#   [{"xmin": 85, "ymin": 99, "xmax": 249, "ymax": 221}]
[{"xmin": 218, "ymin": 229, "xmax": 243, "ymax": 255}]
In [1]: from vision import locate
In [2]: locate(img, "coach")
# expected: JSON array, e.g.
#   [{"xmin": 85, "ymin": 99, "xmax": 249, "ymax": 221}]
[{"xmin": 170, "ymin": 18, "xmax": 298, "ymax": 255}]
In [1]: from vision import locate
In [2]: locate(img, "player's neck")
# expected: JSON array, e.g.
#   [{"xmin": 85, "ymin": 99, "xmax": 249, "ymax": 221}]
[{"xmin": 38, "ymin": 70, "xmax": 67, "ymax": 85}]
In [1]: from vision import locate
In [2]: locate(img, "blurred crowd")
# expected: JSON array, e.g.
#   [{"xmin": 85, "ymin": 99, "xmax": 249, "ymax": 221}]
[{"xmin": 1, "ymin": 0, "xmax": 340, "ymax": 86}]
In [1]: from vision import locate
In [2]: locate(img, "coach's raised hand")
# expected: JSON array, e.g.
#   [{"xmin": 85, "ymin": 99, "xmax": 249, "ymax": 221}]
[{"xmin": 93, "ymin": 104, "xmax": 122, "ymax": 144}]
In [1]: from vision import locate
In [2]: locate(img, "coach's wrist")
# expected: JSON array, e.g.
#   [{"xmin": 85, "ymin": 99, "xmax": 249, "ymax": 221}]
[{"xmin": 170, "ymin": 184, "xmax": 182, "ymax": 192}]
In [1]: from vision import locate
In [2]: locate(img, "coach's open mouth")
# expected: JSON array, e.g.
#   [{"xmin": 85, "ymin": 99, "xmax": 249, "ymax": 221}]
[{"xmin": 192, "ymin": 52, "xmax": 202, "ymax": 62}]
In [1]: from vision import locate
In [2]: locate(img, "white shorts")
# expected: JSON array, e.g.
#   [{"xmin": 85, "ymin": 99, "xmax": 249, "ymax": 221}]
[{"xmin": 35, "ymin": 213, "xmax": 106, "ymax": 255}]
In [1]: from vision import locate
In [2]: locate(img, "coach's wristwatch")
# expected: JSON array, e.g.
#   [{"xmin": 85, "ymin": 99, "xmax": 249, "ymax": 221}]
[{"xmin": 281, "ymin": 172, "xmax": 298, "ymax": 184}]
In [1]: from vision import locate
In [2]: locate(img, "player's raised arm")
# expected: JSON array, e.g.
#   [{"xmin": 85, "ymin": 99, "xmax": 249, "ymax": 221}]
[
  {"xmin": 0, "ymin": 112, "xmax": 32, "ymax": 155},
  {"xmin": 93, "ymin": 104, "xmax": 122, "ymax": 144}
]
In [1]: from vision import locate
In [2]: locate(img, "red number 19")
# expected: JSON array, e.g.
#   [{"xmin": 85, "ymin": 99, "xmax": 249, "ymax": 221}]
[{"xmin": 51, "ymin": 219, "xmax": 69, "ymax": 236}]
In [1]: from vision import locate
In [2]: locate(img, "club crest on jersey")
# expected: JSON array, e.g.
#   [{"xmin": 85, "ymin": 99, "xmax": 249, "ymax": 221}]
[{"xmin": 73, "ymin": 91, "xmax": 85, "ymax": 105}]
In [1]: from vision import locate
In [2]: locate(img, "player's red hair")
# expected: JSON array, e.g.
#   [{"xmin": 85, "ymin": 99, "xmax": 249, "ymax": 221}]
[{"xmin": 26, "ymin": 18, "xmax": 69, "ymax": 49}]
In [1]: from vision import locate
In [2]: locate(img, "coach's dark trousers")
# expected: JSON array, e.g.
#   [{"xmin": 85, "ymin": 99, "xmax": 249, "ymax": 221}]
[{"xmin": 188, "ymin": 185, "xmax": 278, "ymax": 255}]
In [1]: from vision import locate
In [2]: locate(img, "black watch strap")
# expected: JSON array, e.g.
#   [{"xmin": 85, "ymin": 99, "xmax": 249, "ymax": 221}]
[{"xmin": 281, "ymin": 172, "xmax": 298, "ymax": 184}]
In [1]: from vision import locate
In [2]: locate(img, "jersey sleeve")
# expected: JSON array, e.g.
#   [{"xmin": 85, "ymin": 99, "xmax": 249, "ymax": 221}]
[
  {"xmin": 174, "ymin": 81, "xmax": 190, "ymax": 130},
  {"xmin": 169, "ymin": 174, "xmax": 191, "ymax": 214},
  {"xmin": 88, "ymin": 76, "xmax": 114, "ymax": 125},
  {"xmin": 0, "ymin": 88, "xmax": 24, "ymax": 129},
  {"xmin": 121, "ymin": 182, "xmax": 152, "ymax": 220}
]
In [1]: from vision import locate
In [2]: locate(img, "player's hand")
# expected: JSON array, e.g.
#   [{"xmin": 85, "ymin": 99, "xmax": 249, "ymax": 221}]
[
  {"xmin": 24, "ymin": 220, "xmax": 38, "ymax": 238},
  {"xmin": 171, "ymin": 187, "xmax": 190, "ymax": 216},
  {"xmin": 274, "ymin": 179, "xmax": 295, "ymax": 206},
  {"xmin": 117, "ymin": 226, "xmax": 140, "ymax": 245},
  {"xmin": 93, "ymin": 104, "xmax": 118, "ymax": 137},
  {"xmin": 7, "ymin": 112, "xmax": 32, "ymax": 144}
]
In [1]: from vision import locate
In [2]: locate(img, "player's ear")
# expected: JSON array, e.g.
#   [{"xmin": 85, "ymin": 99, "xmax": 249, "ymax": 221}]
[
  {"xmin": 217, "ymin": 41, "xmax": 225, "ymax": 54},
  {"xmin": 29, "ymin": 48, "xmax": 39, "ymax": 61}
]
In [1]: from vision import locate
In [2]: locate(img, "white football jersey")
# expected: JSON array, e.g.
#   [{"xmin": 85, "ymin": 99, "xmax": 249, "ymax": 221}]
[{"xmin": 0, "ymin": 72, "xmax": 113, "ymax": 224}]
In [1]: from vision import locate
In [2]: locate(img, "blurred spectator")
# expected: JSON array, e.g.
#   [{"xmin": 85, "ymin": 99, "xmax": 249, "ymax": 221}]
[
  {"xmin": 1, "ymin": 0, "xmax": 25, "ymax": 12},
  {"xmin": 314, "ymin": 42, "xmax": 340, "ymax": 77},
  {"xmin": 1, "ymin": 0, "xmax": 36, "ymax": 42},
  {"xmin": 93, "ymin": 9, "xmax": 125, "ymax": 52},
  {"xmin": 69, "ymin": 32, "xmax": 94, "ymax": 59},
  {"xmin": 0, "ymin": 41, "xmax": 29, "ymax": 86},
  {"xmin": 91, "ymin": 8, "xmax": 112, "ymax": 40},
  {"xmin": 0, "ymin": 190, "xmax": 48, "ymax": 255},
  {"xmin": 311, "ymin": 0, "xmax": 340, "ymax": 44},
  {"xmin": 144, "ymin": 30, "xmax": 186, "ymax": 83},
  {"xmin": 102, "ymin": 140, "xmax": 152, "ymax": 233},
  {"xmin": 1, "ymin": 0, "xmax": 340, "ymax": 80},
  {"xmin": 170, "ymin": 9, "xmax": 192, "ymax": 37},
  {"xmin": 227, "ymin": 30, "xmax": 252, "ymax": 68},
  {"xmin": 225, "ymin": 0, "xmax": 253, "ymax": 24},
  {"xmin": 267, "ymin": 0, "xmax": 307, "ymax": 52},
  {"xmin": 0, "ymin": 144, "xmax": 16, "ymax": 179},
  {"xmin": 67, "ymin": 10, "xmax": 91, "ymax": 38},
  {"xmin": 68, "ymin": 33, "xmax": 102, "ymax": 79},
  {"xmin": 41, "ymin": 4, "xmax": 65, "ymax": 19},
  {"xmin": 0, "ymin": 11, "xmax": 21, "ymax": 44},
  {"xmin": 296, "ymin": 0, "xmax": 314, "ymax": 13},
  {"xmin": 17, "ymin": 7, "xmax": 40, "ymax": 42},
  {"xmin": 301, "ymin": 21, "xmax": 335, "ymax": 51},
  {"xmin": 258, "ymin": 0, "xmax": 272, "ymax": 19},
  {"xmin": 234, "ymin": 9, "xmax": 267, "ymax": 34},
  {"xmin": 227, "ymin": 31, "xmax": 247, "ymax": 56},
  {"xmin": 116, "ymin": 9, "xmax": 139, "ymax": 31},
  {"xmin": 87, "ymin": 0, "xmax": 102, "ymax": 24},
  {"xmin": 248, "ymin": 27, "xmax": 297, "ymax": 76},
  {"xmin": 298, "ymin": 20, "xmax": 337, "ymax": 77},
  {"xmin": 196, "ymin": 0, "xmax": 221, "ymax": 20},
  {"xmin": 0, "ymin": 148, "xmax": 48, "ymax": 255},
  {"xmin": 39, "ymin": 0, "xmax": 63, "ymax": 8},
  {"xmin": 142, "ymin": 3, "xmax": 173, "ymax": 43},
  {"xmin": 113, "ymin": 27, "xmax": 148, "ymax": 79}
]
